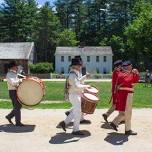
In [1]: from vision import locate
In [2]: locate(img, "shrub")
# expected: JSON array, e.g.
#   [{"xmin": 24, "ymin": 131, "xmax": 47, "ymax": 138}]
[{"xmin": 29, "ymin": 62, "xmax": 53, "ymax": 74}]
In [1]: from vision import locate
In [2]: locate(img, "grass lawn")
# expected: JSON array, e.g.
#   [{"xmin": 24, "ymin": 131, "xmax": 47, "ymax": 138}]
[{"xmin": 0, "ymin": 81, "xmax": 152, "ymax": 108}]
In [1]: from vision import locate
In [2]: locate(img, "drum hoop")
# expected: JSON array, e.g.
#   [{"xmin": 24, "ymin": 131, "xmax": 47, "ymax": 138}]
[
  {"xmin": 17, "ymin": 78, "xmax": 44, "ymax": 106},
  {"xmin": 85, "ymin": 86, "xmax": 99, "ymax": 93},
  {"xmin": 82, "ymin": 94, "xmax": 99, "ymax": 103},
  {"xmin": 18, "ymin": 98, "xmax": 42, "ymax": 107}
]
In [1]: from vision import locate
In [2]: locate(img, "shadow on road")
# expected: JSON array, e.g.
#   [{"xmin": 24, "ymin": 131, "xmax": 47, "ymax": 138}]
[
  {"xmin": 0, "ymin": 124, "xmax": 35, "ymax": 133},
  {"xmin": 104, "ymin": 132, "xmax": 129, "ymax": 145},
  {"xmin": 49, "ymin": 130, "xmax": 91, "ymax": 144}
]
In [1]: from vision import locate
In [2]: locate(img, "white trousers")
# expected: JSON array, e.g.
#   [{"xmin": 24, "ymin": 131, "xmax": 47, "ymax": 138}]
[
  {"xmin": 64, "ymin": 94, "xmax": 81, "ymax": 132},
  {"xmin": 67, "ymin": 108, "xmax": 84, "ymax": 120},
  {"xmin": 112, "ymin": 93, "xmax": 133, "ymax": 131}
]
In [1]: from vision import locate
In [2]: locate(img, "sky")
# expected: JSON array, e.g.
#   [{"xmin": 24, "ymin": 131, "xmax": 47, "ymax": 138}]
[{"xmin": 0, "ymin": 0, "xmax": 55, "ymax": 6}]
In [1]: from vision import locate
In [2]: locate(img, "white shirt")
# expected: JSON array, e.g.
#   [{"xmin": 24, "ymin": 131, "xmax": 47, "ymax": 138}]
[
  {"xmin": 68, "ymin": 69, "xmax": 88, "ymax": 94},
  {"xmin": 6, "ymin": 70, "xmax": 21, "ymax": 90}
]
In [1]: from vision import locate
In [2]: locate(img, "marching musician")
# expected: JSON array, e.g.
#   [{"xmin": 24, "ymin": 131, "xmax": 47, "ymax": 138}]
[
  {"xmin": 65, "ymin": 55, "xmax": 91, "ymax": 124},
  {"xmin": 5, "ymin": 61, "xmax": 24, "ymax": 126},
  {"xmin": 110, "ymin": 61, "xmax": 140, "ymax": 135},
  {"xmin": 102, "ymin": 60, "xmax": 122, "ymax": 122},
  {"xmin": 58, "ymin": 58, "xmax": 90, "ymax": 135}
]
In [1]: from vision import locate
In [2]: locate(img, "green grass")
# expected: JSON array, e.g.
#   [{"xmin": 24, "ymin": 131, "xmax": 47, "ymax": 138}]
[{"xmin": 0, "ymin": 81, "xmax": 152, "ymax": 108}]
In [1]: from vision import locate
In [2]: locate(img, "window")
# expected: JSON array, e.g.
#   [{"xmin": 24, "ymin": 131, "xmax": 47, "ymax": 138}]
[
  {"xmin": 96, "ymin": 56, "xmax": 99, "ymax": 62},
  {"xmin": 61, "ymin": 56, "xmax": 64, "ymax": 62},
  {"xmin": 103, "ymin": 56, "xmax": 107, "ymax": 62},
  {"xmin": 103, "ymin": 67, "xmax": 107, "ymax": 74},
  {"xmin": 68, "ymin": 56, "xmax": 71, "ymax": 62},
  {"xmin": 61, "ymin": 67, "xmax": 64, "ymax": 74},
  {"xmin": 87, "ymin": 56, "xmax": 90, "ymax": 62}
]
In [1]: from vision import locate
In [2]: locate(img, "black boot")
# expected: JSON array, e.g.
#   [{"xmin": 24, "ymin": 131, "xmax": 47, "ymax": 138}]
[
  {"xmin": 109, "ymin": 122, "xmax": 118, "ymax": 131},
  {"xmin": 5, "ymin": 116, "xmax": 14, "ymax": 125},
  {"xmin": 58, "ymin": 121, "xmax": 66, "ymax": 132},
  {"xmin": 125, "ymin": 130, "xmax": 137, "ymax": 135},
  {"xmin": 102, "ymin": 114, "xmax": 108, "ymax": 122}
]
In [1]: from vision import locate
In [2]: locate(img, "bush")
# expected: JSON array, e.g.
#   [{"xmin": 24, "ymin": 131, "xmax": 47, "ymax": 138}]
[{"xmin": 29, "ymin": 62, "xmax": 53, "ymax": 74}]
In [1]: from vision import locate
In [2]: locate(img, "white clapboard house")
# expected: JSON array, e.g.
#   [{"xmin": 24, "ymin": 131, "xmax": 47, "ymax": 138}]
[{"xmin": 55, "ymin": 46, "xmax": 113, "ymax": 74}]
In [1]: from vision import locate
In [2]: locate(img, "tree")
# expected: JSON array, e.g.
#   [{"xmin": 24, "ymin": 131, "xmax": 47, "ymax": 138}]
[
  {"xmin": 0, "ymin": 0, "xmax": 37, "ymax": 42},
  {"xmin": 124, "ymin": 1, "xmax": 152, "ymax": 70},
  {"xmin": 35, "ymin": 2, "xmax": 60, "ymax": 62},
  {"xmin": 57, "ymin": 29, "xmax": 79, "ymax": 46}
]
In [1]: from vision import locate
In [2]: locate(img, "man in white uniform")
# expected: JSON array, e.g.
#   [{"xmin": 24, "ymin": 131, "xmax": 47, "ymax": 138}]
[
  {"xmin": 59, "ymin": 58, "xmax": 90, "ymax": 135},
  {"xmin": 65, "ymin": 55, "xmax": 91, "ymax": 124},
  {"xmin": 5, "ymin": 61, "xmax": 24, "ymax": 126}
]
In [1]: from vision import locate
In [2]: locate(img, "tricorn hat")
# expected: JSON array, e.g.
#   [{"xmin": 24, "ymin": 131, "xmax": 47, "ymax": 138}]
[
  {"xmin": 122, "ymin": 60, "xmax": 132, "ymax": 66},
  {"xmin": 114, "ymin": 60, "xmax": 122, "ymax": 67},
  {"xmin": 71, "ymin": 58, "xmax": 82, "ymax": 66},
  {"xmin": 8, "ymin": 61, "xmax": 18, "ymax": 69}
]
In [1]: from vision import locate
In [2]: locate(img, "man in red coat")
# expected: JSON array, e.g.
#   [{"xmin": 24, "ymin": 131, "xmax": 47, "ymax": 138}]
[
  {"xmin": 110, "ymin": 61, "xmax": 140, "ymax": 135},
  {"xmin": 102, "ymin": 60, "xmax": 122, "ymax": 122}
]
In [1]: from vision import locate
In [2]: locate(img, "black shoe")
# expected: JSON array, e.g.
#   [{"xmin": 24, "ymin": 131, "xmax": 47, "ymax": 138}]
[
  {"xmin": 16, "ymin": 123, "xmax": 25, "ymax": 127},
  {"xmin": 72, "ymin": 131, "xmax": 85, "ymax": 136},
  {"xmin": 125, "ymin": 130, "xmax": 137, "ymax": 135},
  {"xmin": 5, "ymin": 116, "xmax": 14, "ymax": 125},
  {"xmin": 65, "ymin": 111, "xmax": 70, "ymax": 116},
  {"xmin": 58, "ymin": 121, "xmax": 66, "ymax": 132},
  {"xmin": 102, "ymin": 114, "xmax": 108, "ymax": 122},
  {"xmin": 110, "ymin": 122, "xmax": 118, "ymax": 131},
  {"xmin": 119, "ymin": 121, "xmax": 125, "ymax": 125},
  {"xmin": 80, "ymin": 119, "xmax": 91, "ymax": 124}
]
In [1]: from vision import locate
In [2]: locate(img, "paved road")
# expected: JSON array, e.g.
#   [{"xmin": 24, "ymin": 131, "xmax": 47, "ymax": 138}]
[{"xmin": 0, "ymin": 109, "xmax": 152, "ymax": 152}]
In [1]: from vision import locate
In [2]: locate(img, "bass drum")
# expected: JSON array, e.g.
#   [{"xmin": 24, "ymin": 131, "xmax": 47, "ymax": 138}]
[{"xmin": 17, "ymin": 77, "xmax": 45, "ymax": 106}]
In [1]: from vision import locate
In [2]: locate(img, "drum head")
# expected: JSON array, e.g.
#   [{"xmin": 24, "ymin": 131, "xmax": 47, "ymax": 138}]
[
  {"xmin": 86, "ymin": 87, "xmax": 98, "ymax": 94},
  {"xmin": 83, "ymin": 93, "xmax": 99, "ymax": 102},
  {"xmin": 17, "ymin": 79, "xmax": 44, "ymax": 106}
]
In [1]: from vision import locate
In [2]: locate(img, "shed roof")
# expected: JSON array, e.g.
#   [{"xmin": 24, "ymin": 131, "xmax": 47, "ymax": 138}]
[
  {"xmin": 0, "ymin": 42, "xmax": 34, "ymax": 59},
  {"xmin": 55, "ymin": 46, "xmax": 113, "ymax": 56}
]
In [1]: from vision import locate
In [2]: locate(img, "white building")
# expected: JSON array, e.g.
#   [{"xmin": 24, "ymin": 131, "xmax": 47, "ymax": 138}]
[{"xmin": 55, "ymin": 46, "xmax": 113, "ymax": 74}]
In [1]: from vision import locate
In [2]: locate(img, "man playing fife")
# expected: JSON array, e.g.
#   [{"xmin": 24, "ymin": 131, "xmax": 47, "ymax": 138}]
[
  {"xmin": 102, "ymin": 60, "xmax": 122, "ymax": 122},
  {"xmin": 110, "ymin": 61, "xmax": 140, "ymax": 135}
]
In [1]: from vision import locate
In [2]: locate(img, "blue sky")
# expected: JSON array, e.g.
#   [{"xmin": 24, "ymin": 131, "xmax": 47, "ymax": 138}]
[
  {"xmin": 0, "ymin": 0, "xmax": 55, "ymax": 6},
  {"xmin": 37, "ymin": 0, "xmax": 55, "ymax": 6}
]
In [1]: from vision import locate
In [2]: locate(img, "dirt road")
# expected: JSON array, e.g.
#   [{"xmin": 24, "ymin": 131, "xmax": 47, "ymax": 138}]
[{"xmin": 0, "ymin": 109, "xmax": 152, "ymax": 152}]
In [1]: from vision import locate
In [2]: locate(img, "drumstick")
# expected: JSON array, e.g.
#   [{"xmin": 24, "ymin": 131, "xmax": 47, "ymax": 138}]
[{"xmin": 17, "ymin": 73, "xmax": 26, "ymax": 78}]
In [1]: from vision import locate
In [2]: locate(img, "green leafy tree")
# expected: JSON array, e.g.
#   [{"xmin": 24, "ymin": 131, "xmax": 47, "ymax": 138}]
[
  {"xmin": 0, "ymin": 0, "xmax": 37, "ymax": 42},
  {"xmin": 57, "ymin": 29, "xmax": 79, "ymax": 46},
  {"xmin": 125, "ymin": 1, "xmax": 152, "ymax": 69},
  {"xmin": 35, "ymin": 2, "xmax": 60, "ymax": 62}
]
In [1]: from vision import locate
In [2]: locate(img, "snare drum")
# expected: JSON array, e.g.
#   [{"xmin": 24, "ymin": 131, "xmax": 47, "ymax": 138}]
[
  {"xmin": 81, "ymin": 93, "xmax": 99, "ymax": 114},
  {"xmin": 84, "ymin": 86, "xmax": 99, "ymax": 95},
  {"xmin": 17, "ymin": 77, "xmax": 45, "ymax": 106}
]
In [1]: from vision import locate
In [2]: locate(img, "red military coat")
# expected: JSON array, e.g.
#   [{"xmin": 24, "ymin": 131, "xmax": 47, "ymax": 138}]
[
  {"xmin": 115, "ymin": 71, "xmax": 140, "ymax": 111},
  {"xmin": 112, "ymin": 69, "xmax": 120, "ymax": 104}
]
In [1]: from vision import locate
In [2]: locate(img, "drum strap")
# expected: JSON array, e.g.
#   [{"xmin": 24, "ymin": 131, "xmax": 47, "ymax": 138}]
[{"xmin": 64, "ymin": 71, "xmax": 78, "ymax": 101}]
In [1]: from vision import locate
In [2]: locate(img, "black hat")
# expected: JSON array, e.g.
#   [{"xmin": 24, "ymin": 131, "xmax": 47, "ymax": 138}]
[
  {"xmin": 8, "ymin": 61, "xmax": 18, "ymax": 69},
  {"xmin": 114, "ymin": 60, "xmax": 122, "ymax": 67},
  {"xmin": 71, "ymin": 58, "xmax": 82, "ymax": 66},
  {"xmin": 122, "ymin": 60, "xmax": 132, "ymax": 66},
  {"xmin": 74, "ymin": 55, "xmax": 82, "ymax": 61}
]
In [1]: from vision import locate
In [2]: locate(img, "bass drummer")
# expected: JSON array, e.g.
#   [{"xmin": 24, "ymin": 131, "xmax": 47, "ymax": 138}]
[{"xmin": 5, "ymin": 61, "xmax": 24, "ymax": 126}]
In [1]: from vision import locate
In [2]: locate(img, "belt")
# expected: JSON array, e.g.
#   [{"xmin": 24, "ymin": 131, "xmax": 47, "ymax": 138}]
[{"xmin": 119, "ymin": 87, "xmax": 134, "ymax": 92}]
